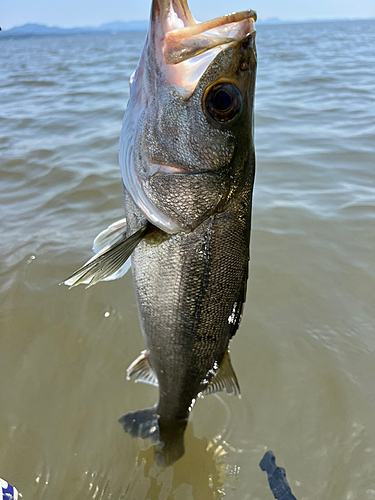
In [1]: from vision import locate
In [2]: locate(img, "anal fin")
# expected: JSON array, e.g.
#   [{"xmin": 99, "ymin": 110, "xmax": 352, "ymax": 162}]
[
  {"xmin": 127, "ymin": 351, "xmax": 158, "ymax": 387},
  {"xmin": 203, "ymin": 350, "xmax": 240, "ymax": 397}
]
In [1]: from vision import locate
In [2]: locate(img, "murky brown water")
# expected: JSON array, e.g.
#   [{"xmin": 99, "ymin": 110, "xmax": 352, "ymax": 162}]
[{"xmin": 1, "ymin": 19, "xmax": 375, "ymax": 499}]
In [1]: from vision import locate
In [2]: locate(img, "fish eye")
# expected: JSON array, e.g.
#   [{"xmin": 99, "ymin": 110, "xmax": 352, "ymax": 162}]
[{"xmin": 203, "ymin": 82, "xmax": 242, "ymax": 124}]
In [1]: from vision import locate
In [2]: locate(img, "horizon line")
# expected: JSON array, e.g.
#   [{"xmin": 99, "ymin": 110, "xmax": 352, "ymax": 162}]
[{"xmin": 2, "ymin": 16, "xmax": 375, "ymax": 32}]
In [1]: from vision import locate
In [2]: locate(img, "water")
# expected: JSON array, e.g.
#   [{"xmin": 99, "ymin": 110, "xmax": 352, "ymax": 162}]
[{"xmin": 1, "ymin": 19, "xmax": 374, "ymax": 499}]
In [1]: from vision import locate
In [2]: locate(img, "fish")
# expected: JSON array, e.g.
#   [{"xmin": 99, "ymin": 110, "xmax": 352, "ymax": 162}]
[{"xmin": 63, "ymin": 0, "xmax": 257, "ymax": 465}]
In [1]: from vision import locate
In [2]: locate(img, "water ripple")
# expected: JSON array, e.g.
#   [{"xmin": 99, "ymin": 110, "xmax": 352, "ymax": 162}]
[{"xmin": 1, "ymin": 20, "xmax": 375, "ymax": 500}]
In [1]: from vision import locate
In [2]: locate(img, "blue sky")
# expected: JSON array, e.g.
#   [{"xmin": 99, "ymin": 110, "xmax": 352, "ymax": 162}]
[{"xmin": 2, "ymin": 0, "xmax": 374, "ymax": 30}]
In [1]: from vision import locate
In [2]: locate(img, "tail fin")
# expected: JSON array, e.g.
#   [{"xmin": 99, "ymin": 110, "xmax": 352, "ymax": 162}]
[
  {"xmin": 118, "ymin": 409, "xmax": 187, "ymax": 466},
  {"xmin": 119, "ymin": 407, "xmax": 159, "ymax": 441}
]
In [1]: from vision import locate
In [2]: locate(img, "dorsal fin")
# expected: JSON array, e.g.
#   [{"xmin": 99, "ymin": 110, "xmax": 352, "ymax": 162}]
[
  {"xmin": 203, "ymin": 350, "xmax": 240, "ymax": 397},
  {"xmin": 127, "ymin": 351, "xmax": 158, "ymax": 387}
]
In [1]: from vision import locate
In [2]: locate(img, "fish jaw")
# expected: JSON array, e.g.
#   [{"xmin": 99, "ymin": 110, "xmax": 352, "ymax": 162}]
[
  {"xmin": 151, "ymin": 0, "xmax": 256, "ymax": 93},
  {"xmin": 119, "ymin": 0, "xmax": 257, "ymax": 234}
]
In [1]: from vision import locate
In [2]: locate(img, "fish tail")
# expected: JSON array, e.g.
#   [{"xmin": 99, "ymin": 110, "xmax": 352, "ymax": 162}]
[{"xmin": 119, "ymin": 409, "xmax": 187, "ymax": 466}]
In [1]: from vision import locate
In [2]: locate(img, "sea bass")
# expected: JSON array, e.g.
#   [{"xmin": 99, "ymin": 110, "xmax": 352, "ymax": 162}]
[{"xmin": 64, "ymin": 0, "xmax": 257, "ymax": 465}]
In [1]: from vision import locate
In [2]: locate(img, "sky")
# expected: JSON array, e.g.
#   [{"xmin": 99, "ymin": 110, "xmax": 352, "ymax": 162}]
[{"xmin": 1, "ymin": 0, "xmax": 374, "ymax": 30}]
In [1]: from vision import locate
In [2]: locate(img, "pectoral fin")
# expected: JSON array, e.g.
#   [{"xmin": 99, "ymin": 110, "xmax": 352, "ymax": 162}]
[
  {"xmin": 92, "ymin": 218, "xmax": 127, "ymax": 253},
  {"xmin": 62, "ymin": 224, "xmax": 150, "ymax": 289},
  {"xmin": 127, "ymin": 351, "xmax": 158, "ymax": 387},
  {"xmin": 203, "ymin": 350, "xmax": 240, "ymax": 397}
]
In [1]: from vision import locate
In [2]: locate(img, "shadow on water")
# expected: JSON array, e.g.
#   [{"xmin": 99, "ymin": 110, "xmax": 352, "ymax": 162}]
[{"xmin": 124, "ymin": 423, "xmax": 232, "ymax": 500}]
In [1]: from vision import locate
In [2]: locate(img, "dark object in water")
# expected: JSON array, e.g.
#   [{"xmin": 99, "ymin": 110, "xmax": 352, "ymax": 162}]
[{"xmin": 259, "ymin": 451, "xmax": 298, "ymax": 500}]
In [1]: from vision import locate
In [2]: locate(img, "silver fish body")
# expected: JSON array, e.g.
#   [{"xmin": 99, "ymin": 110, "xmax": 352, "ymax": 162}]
[{"xmin": 118, "ymin": 0, "xmax": 257, "ymax": 465}]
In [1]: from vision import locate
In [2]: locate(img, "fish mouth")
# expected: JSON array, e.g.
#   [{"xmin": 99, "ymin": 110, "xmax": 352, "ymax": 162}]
[
  {"xmin": 163, "ymin": 8, "xmax": 257, "ymax": 65},
  {"xmin": 151, "ymin": 0, "xmax": 256, "ymax": 91}
]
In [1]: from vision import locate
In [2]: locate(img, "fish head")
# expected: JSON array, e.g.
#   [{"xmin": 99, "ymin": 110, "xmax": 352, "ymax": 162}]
[{"xmin": 120, "ymin": 0, "xmax": 257, "ymax": 233}]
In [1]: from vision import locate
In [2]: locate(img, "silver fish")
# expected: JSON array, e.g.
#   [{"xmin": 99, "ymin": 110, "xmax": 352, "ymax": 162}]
[{"xmin": 64, "ymin": 0, "xmax": 257, "ymax": 465}]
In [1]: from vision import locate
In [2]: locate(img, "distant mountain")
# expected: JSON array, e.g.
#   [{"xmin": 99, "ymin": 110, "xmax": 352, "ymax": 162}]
[
  {"xmin": 1, "ymin": 23, "xmax": 88, "ymax": 35},
  {"xmin": 0, "ymin": 21, "xmax": 149, "ymax": 36},
  {"xmin": 1, "ymin": 23, "xmax": 65, "ymax": 35}
]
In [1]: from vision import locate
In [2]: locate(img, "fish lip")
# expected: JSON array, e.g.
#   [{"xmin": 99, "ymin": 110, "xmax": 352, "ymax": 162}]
[
  {"xmin": 162, "ymin": 9, "xmax": 257, "ymax": 66},
  {"xmin": 152, "ymin": 1, "xmax": 257, "ymax": 36},
  {"xmin": 165, "ymin": 9, "xmax": 257, "ymax": 41}
]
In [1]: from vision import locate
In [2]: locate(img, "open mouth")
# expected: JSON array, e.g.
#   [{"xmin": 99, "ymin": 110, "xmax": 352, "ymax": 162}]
[
  {"xmin": 152, "ymin": 0, "xmax": 257, "ymax": 91},
  {"xmin": 163, "ymin": 8, "xmax": 257, "ymax": 64}
]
